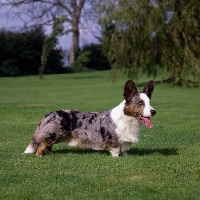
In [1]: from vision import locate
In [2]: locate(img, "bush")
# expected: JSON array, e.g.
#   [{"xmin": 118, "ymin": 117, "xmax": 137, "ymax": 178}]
[
  {"xmin": 0, "ymin": 60, "xmax": 18, "ymax": 76},
  {"xmin": 72, "ymin": 44, "xmax": 111, "ymax": 70},
  {"xmin": 0, "ymin": 27, "xmax": 64, "ymax": 77}
]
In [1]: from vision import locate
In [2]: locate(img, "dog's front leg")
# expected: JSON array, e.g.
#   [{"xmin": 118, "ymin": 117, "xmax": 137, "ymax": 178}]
[
  {"xmin": 109, "ymin": 147, "xmax": 120, "ymax": 157},
  {"xmin": 120, "ymin": 142, "xmax": 131, "ymax": 156},
  {"xmin": 119, "ymin": 150, "xmax": 128, "ymax": 157}
]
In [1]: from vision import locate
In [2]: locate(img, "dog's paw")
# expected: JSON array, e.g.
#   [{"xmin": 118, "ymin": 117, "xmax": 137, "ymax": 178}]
[{"xmin": 109, "ymin": 147, "xmax": 120, "ymax": 157}]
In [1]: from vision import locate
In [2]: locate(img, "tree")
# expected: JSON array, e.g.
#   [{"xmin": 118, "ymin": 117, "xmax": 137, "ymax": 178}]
[
  {"xmin": 0, "ymin": 27, "xmax": 45, "ymax": 76},
  {"xmin": 1, "ymin": 0, "xmax": 94, "ymax": 66},
  {"xmin": 99, "ymin": 0, "xmax": 200, "ymax": 86},
  {"xmin": 0, "ymin": 27, "xmax": 64, "ymax": 76},
  {"xmin": 72, "ymin": 44, "xmax": 111, "ymax": 70},
  {"xmin": 39, "ymin": 15, "xmax": 65, "ymax": 79}
]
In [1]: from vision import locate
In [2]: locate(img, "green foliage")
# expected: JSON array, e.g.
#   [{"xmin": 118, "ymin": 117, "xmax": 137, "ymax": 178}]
[
  {"xmin": 0, "ymin": 27, "xmax": 44, "ymax": 76},
  {"xmin": 0, "ymin": 71, "xmax": 200, "ymax": 199},
  {"xmin": 72, "ymin": 51, "xmax": 91, "ymax": 69},
  {"xmin": 0, "ymin": 27, "xmax": 63, "ymax": 77},
  {"xmin": 0, "ymin": 60, "xmax": 18, "ymax": 76},
  {"xmin": 72, "ymin": 44, "xmax": 111, "ymax": 70},
  {"xmin": 39, "ymin": 15, "xmax": 65, "ymax": 78},
  {"xmin": 99, "ymin": 0, "xmax": 200, "ymax": 86}
]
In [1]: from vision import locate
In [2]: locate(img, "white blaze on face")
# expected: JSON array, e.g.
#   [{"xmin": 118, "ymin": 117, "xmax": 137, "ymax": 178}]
[{"xmin": 139, "ymin": 93, "xmax": 153, "ymax": 117}]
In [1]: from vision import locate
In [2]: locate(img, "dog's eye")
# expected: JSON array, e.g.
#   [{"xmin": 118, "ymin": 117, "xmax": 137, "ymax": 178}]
[{"xmin": 138, "ymin": 101, "xmax": 143, "ymax": 106}]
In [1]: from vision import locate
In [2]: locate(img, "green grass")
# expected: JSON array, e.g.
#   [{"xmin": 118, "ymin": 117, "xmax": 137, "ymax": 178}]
[{"xmin": 0, "ymin": 71, "xmax": 200, "ymax": 200}]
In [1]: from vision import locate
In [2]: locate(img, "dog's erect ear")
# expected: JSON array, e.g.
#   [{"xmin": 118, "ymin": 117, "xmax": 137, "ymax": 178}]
[
  {"xmin": 142, "ymin": 80, "xmax": 154, "ymax": 99},
  {"xmin": 123, "ymin": 80, "xmax": 138, "ymax": 103}
]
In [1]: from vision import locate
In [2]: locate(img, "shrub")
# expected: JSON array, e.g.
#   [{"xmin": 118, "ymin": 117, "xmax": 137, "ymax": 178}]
[
  {"xmin": 0, "ymin": 27, "xmax": 63, "ymax": 76},
  {"xmin": 73, "ymin": 44, "xmax": 111, "ymax": 70}
]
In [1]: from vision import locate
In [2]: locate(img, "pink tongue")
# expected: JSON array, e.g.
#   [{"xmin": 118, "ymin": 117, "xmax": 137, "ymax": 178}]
[{"xmin": 143, "ymin": 117, "xmax": 153, "ymax": 129}]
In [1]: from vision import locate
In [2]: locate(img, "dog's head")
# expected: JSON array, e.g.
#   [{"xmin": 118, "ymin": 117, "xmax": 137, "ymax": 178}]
[{"xmin": 123, "ymin": 80, "xmax": 156, "ymax": 129}]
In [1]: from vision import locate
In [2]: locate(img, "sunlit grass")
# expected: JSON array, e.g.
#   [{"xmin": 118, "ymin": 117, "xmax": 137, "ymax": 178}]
[{"xmin": 0, "ymin": 71, "xmax": 200, "ymax": 199}]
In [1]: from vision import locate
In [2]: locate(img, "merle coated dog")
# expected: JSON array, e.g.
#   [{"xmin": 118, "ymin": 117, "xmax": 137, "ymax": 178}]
[{"xmin": 24, "ymin": 80, "xmax": 156, "ymax": 157}]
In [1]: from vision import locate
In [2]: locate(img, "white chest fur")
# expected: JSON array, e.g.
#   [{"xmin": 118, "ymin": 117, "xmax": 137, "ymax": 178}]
[{"xmin": 110, "ymin": 101, "xmax": 143, "ymax": 144}]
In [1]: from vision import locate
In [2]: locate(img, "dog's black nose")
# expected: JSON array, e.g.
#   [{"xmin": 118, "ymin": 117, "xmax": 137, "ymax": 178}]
[{"xmin": 151, "ymin": 109, "xmax": 156, "ymax": 116}]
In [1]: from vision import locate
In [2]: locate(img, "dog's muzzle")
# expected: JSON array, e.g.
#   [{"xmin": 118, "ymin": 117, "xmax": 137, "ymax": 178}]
[{"xmin": 151, "ymin": 109, "xmax": 156, "ymax": 116}]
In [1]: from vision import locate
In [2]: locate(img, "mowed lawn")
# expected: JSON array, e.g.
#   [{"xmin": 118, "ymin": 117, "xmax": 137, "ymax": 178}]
[{"xmin": 0, "ymin": 71, "xmax": 200, "ymax": 200}]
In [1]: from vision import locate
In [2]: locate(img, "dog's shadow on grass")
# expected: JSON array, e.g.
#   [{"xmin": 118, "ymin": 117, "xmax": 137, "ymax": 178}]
[
  {"xmin": 54, "ymin": 147, "xmax": 179, "ymax": 157},
  {"xmin": 128, "ymin": 148, "xmax": 179, "ymax": 156}
]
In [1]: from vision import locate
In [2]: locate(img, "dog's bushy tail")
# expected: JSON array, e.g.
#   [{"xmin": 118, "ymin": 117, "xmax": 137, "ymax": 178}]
[{"xmin": 24, "ymin": 138, "xmax": 39, "ymax": 154}]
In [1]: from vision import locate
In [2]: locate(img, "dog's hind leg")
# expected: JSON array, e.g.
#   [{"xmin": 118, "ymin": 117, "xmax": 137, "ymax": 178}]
[
  {"xmin": 36, "ymin": 141, "xmax": 52, "ymax": 157},
  {"xmin": 24, "ymin": 138, "xmax": 39, "ymax": 154},
  {"xmin": 46, "ymin": 146, "xmax": 52, "ymax": 154}
]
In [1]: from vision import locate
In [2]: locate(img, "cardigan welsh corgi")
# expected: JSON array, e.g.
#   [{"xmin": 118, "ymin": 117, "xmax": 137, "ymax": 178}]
[{"xmin": 24, "ymin": 80, "xmax": 156, "ymax": 157}]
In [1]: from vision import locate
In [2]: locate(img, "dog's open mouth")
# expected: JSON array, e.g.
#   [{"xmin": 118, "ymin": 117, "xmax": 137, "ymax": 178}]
[{"xmin": 137, "ymin": 115, "xmax": 153, "ymax": 129}]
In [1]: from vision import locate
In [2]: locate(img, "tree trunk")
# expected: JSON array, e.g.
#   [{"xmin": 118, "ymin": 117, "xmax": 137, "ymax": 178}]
[
  {"xmin": 69, "ymin": 21, "xmax": 79, "ymax": 65},
  {"xmin": 69, "ymin": 0, "xmax": 84, "ymax": 66}
]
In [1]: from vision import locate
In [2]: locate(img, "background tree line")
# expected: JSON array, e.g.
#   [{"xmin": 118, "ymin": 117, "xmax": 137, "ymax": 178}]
[
  {"xmin": 99, "ymin": 0, "xmax": 200, "ymax": 86},
  {"xmin": 0, "ymin": 27, "xmax": 64, "ymax": 77},
  {"xmin": 1, "ymin": 0, "xmax": 200, "ymax": 86},
  {"xmin": 0, "ymin": 26, "xmax": 110, "ymax": 77}
]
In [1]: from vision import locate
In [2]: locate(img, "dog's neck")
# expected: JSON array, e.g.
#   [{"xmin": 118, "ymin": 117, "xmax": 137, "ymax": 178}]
[
  {"xmin": 110, "ymin": 100, "xmax": 143, "ymax": 126},
  {"xmin": 110, "ymin": 101, "xmax": 143, "ymax": 144},
  {"xmin": 111, "ymin": 100, "xmax": 137, "ymax": 122}
]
